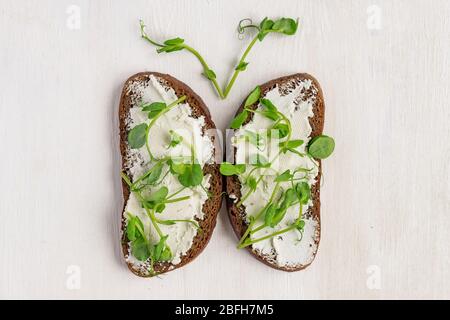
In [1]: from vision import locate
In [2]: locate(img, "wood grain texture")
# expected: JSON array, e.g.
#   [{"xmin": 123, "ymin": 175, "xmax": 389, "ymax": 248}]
[{"xmin": 0, "ymin": 0, "xmax": 449, "ymax": 299}]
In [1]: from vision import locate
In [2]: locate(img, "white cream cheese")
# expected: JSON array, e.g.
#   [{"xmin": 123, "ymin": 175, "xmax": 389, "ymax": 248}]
[
  {"xmin": 232, "ymin": 78, "xmax": 320, "ymax": 268},
  {"xmin": 123, "ymin": 75, "xmax": 213, "ymax": 271}
]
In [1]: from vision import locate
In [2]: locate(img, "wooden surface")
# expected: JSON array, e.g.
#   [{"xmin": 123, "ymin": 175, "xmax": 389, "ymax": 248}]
[{"xmin": 0, "ymin": 0, "xmax": 449, "ymax": 299}]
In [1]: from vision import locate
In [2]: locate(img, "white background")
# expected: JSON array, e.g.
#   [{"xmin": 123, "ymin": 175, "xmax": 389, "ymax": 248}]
[{"xmin": 0, "ymin": 0, "xmax": 449, "ymax": 299}]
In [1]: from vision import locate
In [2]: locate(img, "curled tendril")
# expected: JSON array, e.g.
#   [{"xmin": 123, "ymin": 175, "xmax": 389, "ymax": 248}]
[
  {"xmin": 295, "ymin": 229, "xmax": 304, "ymax": 243},
  {"xmin": 237, "ymin": 18, "xmax": 259, "ymax": 40}
]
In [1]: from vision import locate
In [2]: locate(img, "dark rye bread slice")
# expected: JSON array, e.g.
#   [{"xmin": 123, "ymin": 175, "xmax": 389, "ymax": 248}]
[
  {"xmin": 226, "ymin": 73, "xmax": 324, "ymax": 272},
  {"xmin": 119, "ymin": 72, "xmax": 222, "ymax": 277}
]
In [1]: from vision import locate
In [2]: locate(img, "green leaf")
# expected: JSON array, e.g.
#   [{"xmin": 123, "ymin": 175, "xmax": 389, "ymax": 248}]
[
  {"xmin": 230, "ymin": 110, "xmax": 249, "ymax": 129},
  {"xmin": 270, "ymin": 189, "xmax": 296, "ymax": 227},
  {"xmin": 154, "ymin": 203, "xmax": 166, "ymax": 213},
  {"xmin": 283, "ymin": 140, "xmax": 304, "ymax": 149},
  {"xmin": 273, "ymin": 123, "xmax": 289, "ymax": 138},
  {"xmin": 142, "ymin": 102, "xmax": 167, "ymax": 119},
  {"xmin": 258, "ymin": 17, "xmax": 274, "ymax": 41},
  {"xmin": 157, "ymin": 220, "xmax": 176, "ymax": 226},
  {"xmin": 263, "ymin": 204, "xmax": 277, "ymax": 227},
  {"xmin": 132, "ymin": 238, "xmax": 151, "ymax": 261},
  {"xmin": 244, "ymin": 86, "xmax": 261, "ymax": 107},
  {"xmin": 275, "ymin": 170, "xmax": 293, "ymax": 182},
  {"xmin": 260, "ymin": 98, "xmax": 277, "ymax": 112},
  {"xmin": 296, "ymin": 220, "xmax": 305, "ymax": 230},
  {"xmin": 168, "ymin": 130, "xmax": 183, "ymax": 148},
  {"xmin": 260, "ymin": 17, "xmax": 275, "ymax": 31},
  {"xmin": 153, "ymin": 235, "xmax": 168, "ymax": 261},
  {"xmin": 260, "ymin": 99, "xmax": 280, "ymax": 121},
  {"xmin": 249, "ymin": 154, "xmax": 270, "ymax": 168},
  {"xmin": 178, "ymin": 164, "xmax": 203, "ymax": 187},
  {"xmin": 219, "ymin": 163, "xmax": 246, "ymax": 176},
  {"xmin": 159, "ymin": 247, "xmax": 172, "ymax": 261},
  {"xmin": 145, "ymin": 162, "xmax": 164, "ymax": 185},
  {"xmin": 295, "ymin": 182, "xmax": 311, "ymax": 205},
  {"xmin": 164, "ymin": 37, "xmax": 185, "ymax": 45},
  {"xmin": 308, "ymin": 135, "xmax": 335, "ymax": 159},
  {"xmin": 126, "ymin": 217, "xmax": 137, "ymax": 241},
  {"xmin": 126, "ymin": 215, "xmax": 146, "ymax": 241},
  {"xmin": 235, "ymin": 61, "xmax": 249, "ymax": 71},
  {"xmin": 262, "ymin": 110, "xmax": 280, "ymax": 122},
  {"xmin": 247, "ymin": 176, "xmax": 257, "ymax": 191},
  {"xmin": 142, "ymin": 102, "xmax": 165, "ymax": 111},
  {"xmin": 146, "ymin": 186, "xmax": 168, "ymax": 204},
  {"xmin": 272, "ymin": 18, "xmax": 298, "ymax": 35},
  {"xmin": 281, "ymin": 188, "xmax": 297, "ymax": 207},
  {"xmin": 280, "ymin": 139, "xmax": 304, "ymax": 154},
  {"xmin": 203, "ymin": 69, "xmax": 217, "ymax": 80},
  {"xmin": 257, "ymin": 17, "xmax": 298, "ymax": 41},
  {"xmin": 168, "ymin": 159, "xmax": 186, "ymax": 175},
  {"xmin": 128, "ymin": 123, "xmax": 148, "ymax": 149},
  {"xmin": 157, "ymin": 45, "xmax": 184, "ymax": 53}
]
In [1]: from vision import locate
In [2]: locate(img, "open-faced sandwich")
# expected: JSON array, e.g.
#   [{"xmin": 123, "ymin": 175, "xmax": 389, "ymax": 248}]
[
  {"xmin": 119, "ymin": 72, "xmax": 222, "ymax": 277},
  {"xmin": 223, "ymin": 73, "xmax": 334, "ymax": 271}
]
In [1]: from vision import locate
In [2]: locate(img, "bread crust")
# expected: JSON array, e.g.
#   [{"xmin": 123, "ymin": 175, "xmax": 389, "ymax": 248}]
[
  {"xmin": 225, "ymin": 73, "xmax": 325, "ymax": 272},
  {"xmin": 119, "ymin": 72, "xmax": 222, "ymax": 277}
]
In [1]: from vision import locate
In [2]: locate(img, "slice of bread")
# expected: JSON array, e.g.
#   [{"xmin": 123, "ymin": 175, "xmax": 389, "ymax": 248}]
[
  {"xmin": 225, "ymin": 73, "xmax": 324, "ymax": 272},
  {"xmin": 119, "ymin": 72, "xmax": 222, "ymax": 277}
]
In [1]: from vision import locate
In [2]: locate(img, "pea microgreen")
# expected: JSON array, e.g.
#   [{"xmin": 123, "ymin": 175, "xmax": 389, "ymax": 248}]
[
  {"xmin": 140, "ymin": 20, "xmax": 224, "ymax": 98},
  {"xmin": 279, "ymin": 139, "xmax": 305, "ymax": 156},
  {"xmin": 260, "ymin": 98, "xmax": 278, "ymax": 117},
  {"xmin": 153, "ymin": 235, "xmax": 170, "ymax": 261},
  {"xmin": 308, "ymin": 135, "xmax": 335, "ymax": 159},
  {"xmin": 203, "ymin": 69, "xmax": 217, "ymax": 81},
  {"xmin": 275, "ymin": 170, "xmax": 293, "ymax": 182},
  {"xmin": 230, "ymin": 110, "xmax": 249, "ymax": 129},
  {"xmin": 128, "ymin": 123, "xmax": 148, "ymax": 149},
  {"xmin": 177, "ymin": 163, "xmax": 203, "ymax": 187},
  {"xmin": 148, "ymin": 186, "xmax": 169, "ymax": 202},
  {"xmin": 140, "ymin": 16, "xmax": 298, "ymax": 99},
  {"xmin": 245, "ymin": 86, "xmax": 261, "ymax": 107},
  {"xmin": 168, "ymin": 130, "xmax": 183, "ymax": 148},
  {"xmin": 223, "ymin": 17, "xmax": 298, "ymax": 97},
  {"xmin": 163, "ymin": 37, "xmax": 184, "ymax": 46},
  {"xmin": 142, "ymin": 102, "xmax": 167, "ymax": 119},
  {"xmin": 219, "ymin": 162, "xmax": 246, "ymax": 176},
  {"xmin": 132, "ymin": 237, "xmax": 152, "ymax": 261},
  {"xmin": 295, "ymin": 181, "xmax": 310, "ymax": 205},
  {"xmin": 273, "ymin": 123, "xmax": 289, "ymax": 138},
  {"xmin": 126, "ymin": 214, "xmax": 146, "ymax": 242},
  {"xmin": 272, "ymin": 18, "xmax": 298, "ymax": 35},
  {"xmin": 168, "ymin": 158, "xmax": 187, "ymax": 175},
  {"xmin": 247, "ymin": 176, "xmax": 257, "ymax": 191},
  {"xmin": 235, "ymin": 61, "xmax": 249, "ymax": 71},
  {"xmin": 144, "ymin": 162, "xmax": 164, "ymax": 185},
  {"xmin": 257, "ymin": 17, "xmax": 275, "ymax": 41},
  {"xmin": 126, "ymin": 213, "xmax": 152, "ymax": 261},
  {"xmin": 263, "ymin": 204, "xmax": 277, "ymax": 227}
]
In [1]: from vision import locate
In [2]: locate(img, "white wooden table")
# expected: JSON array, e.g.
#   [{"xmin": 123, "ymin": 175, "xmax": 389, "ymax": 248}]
[{"xmin": 0, "ymin": 0, "xmax": 449, "ymax": 299}]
